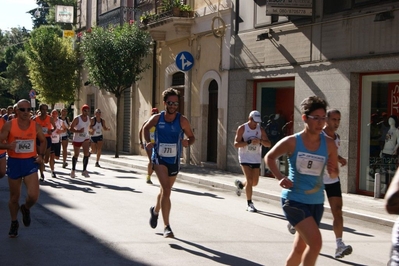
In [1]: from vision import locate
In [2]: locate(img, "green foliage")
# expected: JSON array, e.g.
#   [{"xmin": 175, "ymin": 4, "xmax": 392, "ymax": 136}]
[
  {"xmin": 0, "ymin": 27, "xmax": 32, "ymax": 104},
  {"xmin": 80, "ymin": 23, "xmax": 151, "ymax": 98},
  {"xmin": 180, "ymin": 4, "xmax": 192, "ymax": 11},
  {"xmin": 25, "ymin": 25, "xmax": 78, "ymax": 105}
]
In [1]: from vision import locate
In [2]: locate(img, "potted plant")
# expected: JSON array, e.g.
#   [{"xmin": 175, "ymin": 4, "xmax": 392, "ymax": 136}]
[
  {"xmin": 140, "ymin": 12, "xmax": 151, "ymax": 25},
  {"xmin": 179, "ymin": 4, "xmax": 194, "ymax": 18}
]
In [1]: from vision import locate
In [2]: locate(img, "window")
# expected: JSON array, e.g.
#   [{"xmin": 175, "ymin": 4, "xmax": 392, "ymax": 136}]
[{"xmin": 324, "ymin": 0, "xmax": 393, "ymax": 15}]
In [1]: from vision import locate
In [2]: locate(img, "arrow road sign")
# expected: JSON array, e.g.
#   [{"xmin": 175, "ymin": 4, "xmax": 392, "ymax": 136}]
[{"xmin": 176, "ymin": 51, "xmax": 194, "ymax": 72}]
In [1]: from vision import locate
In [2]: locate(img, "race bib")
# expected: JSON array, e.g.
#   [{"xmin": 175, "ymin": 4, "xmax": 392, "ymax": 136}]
[
  {"xmin": 52, "ymin": 134, "xmax": 60, "ymax": 143},
  {"xmin": 246, "ymin": 143, "xmax": 259, "ymax": 153},
  {"xmin": 159, "ymin": 143, "xmax": 177, "ymax": 157},
  {"xmin": 15, "ymin": 140, "xmax": 34, "ymax": 153},
  {"xmin": 79, "ymin": 132, "xmax": 88, "ymax": 138},
  {"xmin": 95, "ymin": 130, "xmax": 102, "ymax": 135},
  {"xmin": 42, "ymin": 127, "xmax": 48, "ymax": 134},
  {"xmin": 296, "ymin": 152, "xmax": 325, "ymax": 176}
]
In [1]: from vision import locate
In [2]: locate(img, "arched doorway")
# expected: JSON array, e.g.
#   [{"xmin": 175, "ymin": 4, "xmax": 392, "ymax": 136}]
[
  {"xmin": 171, "ymin": 72, "xmax": 185, "ymax": 114},
  {"xmin": 207, "ymin": 80, "xmax": 218, "ymax": 162}
]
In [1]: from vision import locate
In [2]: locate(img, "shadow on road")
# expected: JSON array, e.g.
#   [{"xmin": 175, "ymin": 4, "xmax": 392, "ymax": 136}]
[{"xmin": 171, "ymin": 237, "xmax": 264, "ymax": 266}]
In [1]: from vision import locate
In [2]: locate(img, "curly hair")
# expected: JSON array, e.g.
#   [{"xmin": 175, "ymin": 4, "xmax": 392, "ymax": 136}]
[{"xmin": 162, "ymin": 88, "xmax": 180, "ymax": 102}]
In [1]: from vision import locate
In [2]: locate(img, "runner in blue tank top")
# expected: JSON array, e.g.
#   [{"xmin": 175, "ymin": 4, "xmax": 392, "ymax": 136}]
[
  {"xmin": 143, "ymin": 88, "xmax": 195, "ymax": 238},
  {"xmin": 265, "ymin": 96, "xmax": 339, "ymax": 266}
]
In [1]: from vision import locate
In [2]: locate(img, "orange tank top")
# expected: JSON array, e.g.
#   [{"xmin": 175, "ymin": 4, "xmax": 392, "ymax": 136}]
[
  {"xmin": 0, "ymin": 118, "xmax": 5, "ymax": 154},
  {"xmin": 8, "ymin": 119, "xmax": 37, "ymax": 158},
  {"xmin": 35, "ymin": 115, "xmax": 52, "ymax": 137}
]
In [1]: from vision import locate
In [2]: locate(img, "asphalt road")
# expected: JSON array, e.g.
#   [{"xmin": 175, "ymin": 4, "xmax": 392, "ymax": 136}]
[{"xmin": 0, "ymin": 159, "xmax": 393, "ymax": 265}]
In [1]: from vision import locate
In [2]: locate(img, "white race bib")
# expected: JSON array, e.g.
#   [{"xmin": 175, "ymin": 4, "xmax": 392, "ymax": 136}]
[
  {"xmin": 15, "ymin": 140, "xmax": 34, "ymax": 153},
  {"xmin": 296, "ymin": 152, "xmax": 325, "ymax": 176},
  {"xmin": 159, "ymin": 143, "xmax": 177, "ymax": 157},
  {"xmin": 52, "ymin": 134, "xmax": 60, "ymax": 143},
  {"xmin": 79, "ymin": 132, "xmax": 88, "ymax": 138},
  {"xmin": 246, "ymin": 143, "xmax": 259, "ymax": 153},
  {"xmin": 42, "ymin": 127, "xmax": 48, "ymax": 134}
]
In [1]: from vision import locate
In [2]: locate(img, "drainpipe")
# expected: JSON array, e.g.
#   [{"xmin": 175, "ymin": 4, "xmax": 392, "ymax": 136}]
[
  {"xmin": 152, "ymin": 41, "xmax": 157, "ymax": 106},
  {"xmin": 186, "ymin": 67, "xmax": 192, "ymax": 166}
]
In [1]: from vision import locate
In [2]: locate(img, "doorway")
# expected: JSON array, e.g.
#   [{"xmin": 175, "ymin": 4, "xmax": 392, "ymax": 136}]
[{"xmin": 207, "ymin": 80, "xmax": 218, "ymax": 162}]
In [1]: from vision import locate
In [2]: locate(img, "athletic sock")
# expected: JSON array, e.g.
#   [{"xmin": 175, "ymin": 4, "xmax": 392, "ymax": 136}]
[
  {"xmin": 72, "ymin": 156, "xmax": 77, "ymax": 170},
  {"xmin": 83, "ymin": 156, "xmax": 89, "ymax": 171}
]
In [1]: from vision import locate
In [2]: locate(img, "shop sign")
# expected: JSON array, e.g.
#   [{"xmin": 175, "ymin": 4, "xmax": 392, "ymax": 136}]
[
  {"xmin": 266, "ymin": 0, "xmax": 313, "ymax": 16},
  {"xmin": 55, "ymin": 5, "xmax": 74, "ymax": 23},
  {"xmin": 388, "ymin": 82, "xmax": 399, "ymax": 116}
]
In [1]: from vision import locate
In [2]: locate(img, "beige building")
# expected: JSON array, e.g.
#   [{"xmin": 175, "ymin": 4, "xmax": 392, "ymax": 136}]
[{"xmin": 76, "ymin": 0, "xmax": 399, "ymax": 197}]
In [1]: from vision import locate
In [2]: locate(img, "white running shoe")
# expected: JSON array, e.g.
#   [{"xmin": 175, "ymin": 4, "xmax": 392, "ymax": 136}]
[
  {"xmin": 70, "ymin": 170, "xmax": 76, "ymax": 178},
  {"xmin": 287, "ymin": 223, "xmax": 296, "ymax": 234},
  {"xmin": 335, "ymin": 244, "xmax": 353, "ymax": 259},
  {"xmin": 235, "ymin": 179, "xmax": 243, "ymax": 196},
  {"xmin": 82, "ymin": 171, "xmax": 90, "ymax": 178},
  {"xmin": 247, "ymin": 202, "xmax": 257, "ymax": 212}
]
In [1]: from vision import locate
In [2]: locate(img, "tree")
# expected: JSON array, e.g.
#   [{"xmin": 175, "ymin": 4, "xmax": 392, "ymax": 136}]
[
  {"xmin": 0, "ymin": 27, "xmax": 32, "ymax": 105},
  {"xmin": 25, "ymin": 25, "xmax": 78, "ymax": 105},
  {"xmin": 80, "ymin": 23, "xmax": 151, "ymax": 158}
]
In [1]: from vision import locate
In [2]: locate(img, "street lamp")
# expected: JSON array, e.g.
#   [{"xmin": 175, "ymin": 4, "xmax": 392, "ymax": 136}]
[{"xmin": 34, "ymin": 6, "xmax": 50, "ymax": 18}]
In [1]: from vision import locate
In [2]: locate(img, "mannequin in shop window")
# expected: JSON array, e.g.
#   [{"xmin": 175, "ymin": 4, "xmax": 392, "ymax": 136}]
[{"xmin": 381, "ymin": 115, "xmax": 399, "ymax": 192}]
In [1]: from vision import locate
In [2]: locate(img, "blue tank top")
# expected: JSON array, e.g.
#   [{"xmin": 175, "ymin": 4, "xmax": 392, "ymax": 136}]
[
  {"xmin": 152, "ymin": 111, "xmax": 183, "ymax": 164},
  {"xmin": 282, "ymin": 133, "xmax": 328, "ymax": 204}
]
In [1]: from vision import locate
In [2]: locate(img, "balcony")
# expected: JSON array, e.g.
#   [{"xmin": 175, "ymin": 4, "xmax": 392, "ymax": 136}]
[{"xmin": 141, "ymin": 9, "xmax": 195, "ymax": 42}]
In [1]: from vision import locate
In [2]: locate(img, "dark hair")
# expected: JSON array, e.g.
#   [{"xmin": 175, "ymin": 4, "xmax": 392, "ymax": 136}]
[
  {"xmin": 162, "ymin": 88, "xmax": 180, "ymax": 102},
  {"xmin": 327, "ymin": 109, "xmax": 341, "ymax": 117},
  {"xmin": 300, "ymin": 96, "xmax": 328, "ymax": 116},
  {"xmin": 39, "ymin": 103, "xmax": 49, "ymax": 111}
]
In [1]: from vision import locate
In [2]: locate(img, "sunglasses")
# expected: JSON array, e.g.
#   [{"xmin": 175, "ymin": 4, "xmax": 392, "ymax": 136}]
[
  {"xmin": 307, "ymin": 115, "xmax": 327, "ymax": 122},
  {"xmin": 96, "ymin": 112, "xmax": 101, "ymax": 114},
  {"xmin": 18, "ymin": 108, "xmax": 33, "ymax": 112},
  {"xmin": 166, "ymin": 101, "xmax": 179, "ymax": 107}
]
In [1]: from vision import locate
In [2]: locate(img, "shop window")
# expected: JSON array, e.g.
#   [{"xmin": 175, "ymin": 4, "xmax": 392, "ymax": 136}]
[{"xmin": 359, "ymin": 73, "xmax": 399, "ymax": 196}]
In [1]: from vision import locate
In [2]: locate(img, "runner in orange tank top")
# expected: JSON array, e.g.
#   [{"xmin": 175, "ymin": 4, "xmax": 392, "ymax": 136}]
[
  {"xmin": 33, "ymin": 104, "xmax": 56, "ymax": 182},
  {"xmin": 0, "ymin": 116, "xmax": 7, "ymax": 178},
  {"xmin": 0, "ymin": 99, "xmax": 46, "ymax": 238}
]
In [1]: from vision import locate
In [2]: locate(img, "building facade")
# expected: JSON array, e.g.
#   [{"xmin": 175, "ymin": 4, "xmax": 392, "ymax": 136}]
[{"xmin": 76, "ymin": 0, "xmax": 399, "ymax": 197}]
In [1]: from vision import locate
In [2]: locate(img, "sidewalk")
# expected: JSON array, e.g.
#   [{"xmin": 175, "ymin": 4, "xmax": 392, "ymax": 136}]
[{"xmin": 74, "ymin": 145, "xmax": 398, "ymax": 228}]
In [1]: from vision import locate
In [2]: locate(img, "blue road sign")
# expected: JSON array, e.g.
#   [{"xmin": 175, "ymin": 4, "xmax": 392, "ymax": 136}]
[{"xmin": 176, "ymin": 51, "xmax": 194, "ymax": 72}]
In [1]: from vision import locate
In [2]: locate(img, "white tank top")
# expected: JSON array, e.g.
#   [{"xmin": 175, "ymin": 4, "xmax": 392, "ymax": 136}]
[
  {"xmin": 72, "ymin": 116, "xmax": 90, "ymax": 142},
  {"xmin": 238, "ymin": 123, "xmax": 262, "ymax": 164},
  {"xmin": 51, "ymin": 119, "xmax": 63, "ymax": 144},
  {"xmin": 322, "ymin": 130, "xmax": 340, "ymax": 184},
  {"xmin": 91, "ymin": 118, "xmax": 103, "ymax": 137}
]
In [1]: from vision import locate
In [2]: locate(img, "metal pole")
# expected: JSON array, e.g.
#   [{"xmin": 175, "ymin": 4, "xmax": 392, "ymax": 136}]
[{"xmin": 374, "ymin": 173, "xmax": 381, "ymax": 198}]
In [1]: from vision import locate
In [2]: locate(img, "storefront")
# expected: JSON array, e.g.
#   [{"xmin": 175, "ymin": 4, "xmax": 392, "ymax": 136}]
[
  {"xmin": 359, "ymin": 72, "xmax": 399, "ymax": 195},
  {"xmin": 254, "ymin": 78, "xmax": 295, "ymax": 176}
]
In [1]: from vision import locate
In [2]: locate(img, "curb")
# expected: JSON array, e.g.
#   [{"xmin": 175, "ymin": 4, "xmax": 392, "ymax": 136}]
[{"xmin": 79, "ymin": 151, "xmax": 396, "ymax": 228}]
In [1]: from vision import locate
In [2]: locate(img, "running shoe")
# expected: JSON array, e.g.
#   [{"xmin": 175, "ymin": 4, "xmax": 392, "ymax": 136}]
[
  {"xmin": 51, "ymin": 171, "xmax": 57, "ymax": 178},
  {"xmin": 146, "ymin": 179, "xmax": 153, "ymax": 184},
  {"xmin": 62, "ymin": 162, "xmax": 68, "ymax": 168},
  {"xmin": 164, "ymin": 225, "xmax": 174, "ymax": 238},
  {"xmin": 70, "ymin": 170, "xmax": 76, "ymax": 178},
  {"xmin": 235, "ymin": 179, "xmax": 243, "ymax": 196},
  {"xmin": 247, "ymin": 202, "xmax": 257, "ymax": 212},
  {"xmin": 20, "ymin": 204, "xmax": 31, "ymax": 227},
  {"xmin": 149, "ymin": 206, "xmax": 158, "ymax": 229},
  {"xmin": 40, "ymin": 174, "xmax": 45, "ymax": 182},
  {"xmin": 287, "ymin": 223, "xmax": 296, "ymax": 234},
  {"xmin": 335, "ymin": 244, "xmax": 353, "ymax": 258},
  {"xmin": 95, "ymin": 162, "xmax": 101, "ymax": 168},
  {"xmin": 9, "ymin": 220, "xmax": 19, "ymax": 238},
  {"xmin": 82, "ymin": 170, "xmax": 90, "ymax": 178}
]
